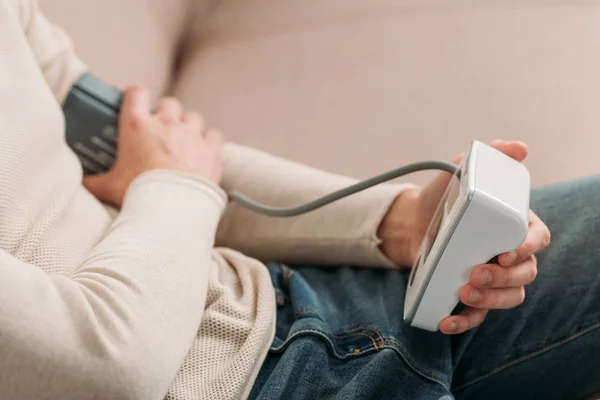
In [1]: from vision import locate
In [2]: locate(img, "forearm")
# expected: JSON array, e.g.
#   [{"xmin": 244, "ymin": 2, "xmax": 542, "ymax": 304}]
[
  {"xmin": 0, "ymin": 171, "xmax": 225, "ymax": 400},
  {"xmin": 217, "ymin": 143, "xmax": 418, "ymax": 267},
  {"xmin": 377, "ymin": 187, "xmax": 422, "ymax": 267}
]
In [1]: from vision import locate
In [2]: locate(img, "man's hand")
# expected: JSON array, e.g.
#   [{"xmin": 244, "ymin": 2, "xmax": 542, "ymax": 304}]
[
  {"xmin": 378, "ymin": 140, "xmax": 551, "ymax": 335},
  {"xmin": 83, "ymin": 86, "xmax": 224, "ymax": 208}
]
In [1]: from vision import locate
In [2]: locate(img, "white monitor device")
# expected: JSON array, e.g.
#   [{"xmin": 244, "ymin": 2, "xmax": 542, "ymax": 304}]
[{"xmin": 404, "ymin": 140, "xmax": 531, "ymax": 332}]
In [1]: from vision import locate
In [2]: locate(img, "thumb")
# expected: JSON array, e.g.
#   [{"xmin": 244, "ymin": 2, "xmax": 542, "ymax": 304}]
[
  {"xmin": 488, "ymin": 140, "xmax": 529, "ymax": 162},
  {"xmin": 83, "ymin": 172, "xmax": 123, "ymax": 206},
  {"xmin": 450, "ymin": 140, "xmax": 528, "ymax": 165},
  {"xmin": 423, "ymin": 139, "xmax": 529, "ymax": 211}
]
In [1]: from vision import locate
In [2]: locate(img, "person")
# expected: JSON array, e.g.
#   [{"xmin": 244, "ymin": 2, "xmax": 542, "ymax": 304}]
[{"xmin": 0, "ymin": 1, "xmax": 598, "ymax": 399}]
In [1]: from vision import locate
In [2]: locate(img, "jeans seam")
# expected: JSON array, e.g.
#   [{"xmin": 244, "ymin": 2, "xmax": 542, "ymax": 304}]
[
  {"xmin": 271, "ymin": 328, "xmax": 367, "ymax": 357},
  {"xmin": 270, "ymin": 329, "xmax": 393, "ymax": 360},
  {"xmin": 333, "ymin": 331, "xmax": 381, "ymax": 350},
  {"xmin": 452, "ymin": 320, "xmax": 600, "ymax": 392},
  {"xmin": 270, "ymin": 329, "xmax": 451, "ymax": 391},
  {"xmin": 281, "ymin": 264, "xmax": 294, "ymax": 286},
  {"xmin": 294, "ymin": 308, "xmax": 323, "ymax": 320},
  {"xmin": 333, "ymin": 332, "xmax": 379, "ymax": 351},
  {"xmin": 333, "ymin": 326, "xmax": 386, "ymax": 349},
  {"xmin": 385, "ymin": 338, "xmax": 451, "ymax": 391}
]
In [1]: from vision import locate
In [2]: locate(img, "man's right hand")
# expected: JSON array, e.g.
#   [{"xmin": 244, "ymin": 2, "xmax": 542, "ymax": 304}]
[
  {"xmin": 83, "ymin": 85, "xmax": 224, "ymax": 208},
  {"xmin": 378, "ymin": 140, "xmax": 550, "ymax": 335}
]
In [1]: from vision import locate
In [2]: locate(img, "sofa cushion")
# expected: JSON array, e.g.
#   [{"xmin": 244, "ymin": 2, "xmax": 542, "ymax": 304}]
[
  {"xmin": 39, "ymin": 0, "xmax": 195, "ymax": 100},
  {"xmin": 174, "ymin": 0, "xmax": 600, "ymax": 186}
]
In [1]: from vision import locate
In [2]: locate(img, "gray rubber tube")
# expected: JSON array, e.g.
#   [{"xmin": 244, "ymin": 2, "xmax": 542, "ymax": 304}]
[{"xmin": 228, "ymin": 160, "xmax": 460, "ymax": 217}]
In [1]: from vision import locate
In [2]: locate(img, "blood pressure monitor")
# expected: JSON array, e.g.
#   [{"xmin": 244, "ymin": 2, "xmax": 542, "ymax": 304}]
[{"xmin": 404, "ymin": 141, "xmax": 531, "ymax": 331}]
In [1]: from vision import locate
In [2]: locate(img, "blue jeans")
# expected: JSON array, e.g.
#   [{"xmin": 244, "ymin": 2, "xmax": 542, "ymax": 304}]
[{"xmin": 249, "ymin": 176, "xmax": 600, "ymax": 400}]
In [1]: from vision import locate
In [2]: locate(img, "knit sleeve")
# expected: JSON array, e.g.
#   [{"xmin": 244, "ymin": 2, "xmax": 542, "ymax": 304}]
[
  {"xmin": 11, "ymin": 0, "xmax": 86, "ymax": 103},
  {"xmin": 216, "ymin": 143, "xmax": 419, "ymax": 267},
  {"xmin": 0, "ymin": 170, "xmax": 226, "ymax": 400}
]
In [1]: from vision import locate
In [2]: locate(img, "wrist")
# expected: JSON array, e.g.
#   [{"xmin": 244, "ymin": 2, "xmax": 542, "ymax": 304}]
[{"xmin": 377, "ymin": 188, "xmax": 421, "ymax": 267}]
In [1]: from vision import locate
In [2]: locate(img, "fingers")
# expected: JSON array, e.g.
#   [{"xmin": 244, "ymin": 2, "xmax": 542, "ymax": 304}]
[
  {"xmin": 155, "ymin": 97, "xmax": 184, "ymax": 124},
  {"xmin": 470, "ymin": 256, "xmax": 537, "ymax": 288},
  {"xmin": 204, "ymin": 128, "xmax": 223, "ymax": 146},
  {"xmin": 460, "ymin": 284, "xmax": 526, "ymax": 310},
  {"xmin": 425, "ymin": 140, "xmax": 530, "ymax": 210},
  {"xmin": 451, "ymin": 140, "xmax": 529, "ymax": 166},
  {"xmin": 499, "ymin": 211, "xmax": 551, "ymax": 267},
  {"xmin": 121, "ymin": 85, "xmax": 151, "ymax": 129},
  {"xmin": 183, "ymin": 111, "xmax": 205, "ymax": 133},
  {"xmin": 487, "ymin": 140, "xmax": 529, "ymax": 162},
  {"xmin": 204, "ymin": 129, "xmax": 224, "ymax": 158},
  {"xmin": 203, "ymin": 129, "xmax": 224, "ymax": 183},
  {"xmin": 440, "ymin": 307, "xmax": 489, "ymax": 335}
]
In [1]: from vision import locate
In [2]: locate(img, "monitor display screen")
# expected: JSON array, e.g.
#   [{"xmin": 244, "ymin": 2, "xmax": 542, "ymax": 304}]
[
  {"xmin": 408, "ymin": 173, "xmax": 462, "ymax": 288},
  {"xmin": 421, "ymin": 175, "xmax": 461, "ymax": 262}
]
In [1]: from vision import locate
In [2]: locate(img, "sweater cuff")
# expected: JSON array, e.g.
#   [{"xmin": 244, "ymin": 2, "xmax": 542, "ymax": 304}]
[
  {"xmin": 113, "ymin": 169, "xmax": 227, "ymax": 320},
  {"xmin": 126, "ymin": 169, "xmax": 227, "ymax": 211}
]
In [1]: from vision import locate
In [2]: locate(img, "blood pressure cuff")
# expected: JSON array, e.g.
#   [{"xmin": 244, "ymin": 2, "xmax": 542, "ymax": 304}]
[{"xmin": 63, "ymin": 72, "xmax": 122, "ymax": 175}]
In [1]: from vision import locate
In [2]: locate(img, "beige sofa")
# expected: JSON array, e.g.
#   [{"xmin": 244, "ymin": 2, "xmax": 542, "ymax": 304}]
[{"xmin": 40, "ymin": 0, "xmax": 599, "ymax": 187}]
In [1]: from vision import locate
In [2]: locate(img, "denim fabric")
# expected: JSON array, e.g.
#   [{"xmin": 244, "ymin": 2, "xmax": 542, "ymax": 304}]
[{"xmin": 249, "ymin": 176, "xmax": 600, "ymax": 400}]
